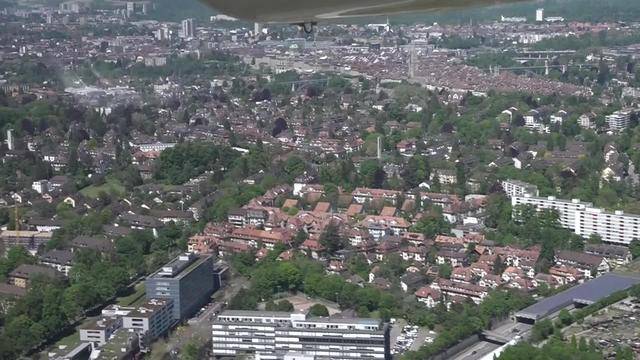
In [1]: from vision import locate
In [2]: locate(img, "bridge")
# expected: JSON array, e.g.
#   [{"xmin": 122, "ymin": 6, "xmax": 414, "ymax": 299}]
[
  {"xmin": 487, "ymin": 62, "xmax": 594, "ymax": 75},
  {"xmin": 480, "ymin": 330, "xmax": 511, "ymax": 345}
]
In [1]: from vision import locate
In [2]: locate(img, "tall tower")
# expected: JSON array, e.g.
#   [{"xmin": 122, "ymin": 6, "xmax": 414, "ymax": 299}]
[
  {"xmin": 6, "ymin": 129, "xmax": 14, "ymax": 151},
  {"xmin": 536, "ymin": 8, "xmax": 544, "ymax": 22},
  {"xmin": 254, "ymin": 22, "xmax": 263, "ymax": 36},
  {"xmin": 181, "ymin": 18, "xmax": 195, "ymax": 39},
  {"xmin": 408, "ymin": 45, "xmax": 417, "ymax": 79},
  {"xmin": 377, "ymin": 136, "xmax": 382, "ymax": 160}
]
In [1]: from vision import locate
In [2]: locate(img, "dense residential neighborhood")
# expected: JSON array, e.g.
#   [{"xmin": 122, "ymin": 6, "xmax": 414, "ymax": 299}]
[{"xmin": 1, "ymin": 0, "xmax": 640, "ymax": 359}]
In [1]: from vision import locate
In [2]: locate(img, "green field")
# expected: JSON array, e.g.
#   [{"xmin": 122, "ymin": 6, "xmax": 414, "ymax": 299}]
[
  {"xmin": 80, "ymin": 178, "xmax": 126, "ymax": 198},
  {"xmin": 116, "ymin": 283, "xmax": 146, "ymax": 307}
]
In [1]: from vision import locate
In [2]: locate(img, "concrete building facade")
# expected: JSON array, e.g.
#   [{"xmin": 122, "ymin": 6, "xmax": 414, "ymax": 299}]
[
  {"xmin": 145, "ymin": 253, "xmax": 217, "ymax": 321},
  {"xmin": 211, "ymin": 311, "xmax": 391, "ymax": 360}
]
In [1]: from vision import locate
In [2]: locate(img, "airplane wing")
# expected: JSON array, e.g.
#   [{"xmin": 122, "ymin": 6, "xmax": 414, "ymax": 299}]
[{"xmin": 202, "ymin": 0, "xmax": 528, "ymax": 23}]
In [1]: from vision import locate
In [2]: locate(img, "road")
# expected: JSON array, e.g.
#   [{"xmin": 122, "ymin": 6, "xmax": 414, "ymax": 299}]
[{"xmin": 449, "ymin": 321, "xmax": 533, "ymax": 360}]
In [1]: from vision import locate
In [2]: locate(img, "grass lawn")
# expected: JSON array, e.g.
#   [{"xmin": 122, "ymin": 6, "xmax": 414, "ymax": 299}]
[
  {"xmin": 52, "ymin": 331, "xmax": 80, "ymax": 350},
  {"xmin": 80, "ymin": 178, "xmax": 126, "ymax": 198},
  {"xmin": 115, "ymin": 283, "xmax": 146, "ymax": 306}
]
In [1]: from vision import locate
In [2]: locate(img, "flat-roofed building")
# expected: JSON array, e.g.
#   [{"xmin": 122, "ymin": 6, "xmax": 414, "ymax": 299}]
[
  {"xmin": 145, "ymin": 253, "xmax": 217, "ymax": 321},
  {"xmin": 501, "ymin": 179, "xmax": 539, "ymax": 198},
  {"xmin": 122, "ymin": 298, "xmax": 174, "ymax": 348},
  {"xmin": 80, "ymin": 317, "xmax": 122, "ymax": 346},
  {"xmin": 512, "ymin": 194, "xmax": 640, "ymax": 245},
  {"xmin": 211, "ymin": 310, "xmax": 391, "ymax": 359},
  {"xmin": 0, "ymin": 230, "xmax": 53, "ymax": 254}
]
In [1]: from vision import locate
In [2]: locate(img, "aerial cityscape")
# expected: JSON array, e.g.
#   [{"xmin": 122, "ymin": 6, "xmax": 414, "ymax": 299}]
[{"xmin": 1, "ymin": 0, "xmax": 640, "ymax": 359}]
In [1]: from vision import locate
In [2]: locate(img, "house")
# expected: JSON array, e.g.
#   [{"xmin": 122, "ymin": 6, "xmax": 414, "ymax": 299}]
[
  {"xmin": 8, "ymin": 264, "xmax": 65, "ymax": 288},
  {"xmin": 39, "ymin": 249, "xmax": 74, "ymax": 276},
  {"xmin": 396, "ymin": 139, "xmax": 417, "ymax": 156},
  {"xmin": 379, "ymin": 206, "xmax": 397, "ymax": 217},
  {"xmin": 300, "ymin": 238, "xmax": 325, "ymax": 259},
  {"xmin": 118, "ymin": 213, "xmax": 163, "ymax": 236},
  {"xmin": 415, "ymin": 286, "xmax": 442, "ymax": 308},
  {"xmin": 346, "ymin": 204, "xmax": 364, "ymax": 217},
  {"xmin": 451, "ymin": 267, "xmax": 474, "ymax": 284},
  {"xmin": 578, "ymin": 113, "xmax": 596, "ymax": 129},
  {"xmin": 227, "ymin": 208, "xmax": 269, "ymax": 228},
  {"xmin": 352, "ymin": 188, "xmax": 402, "ymax": 205},
  {"xmin": 432, "ymin": 279, "xmax": 489, "ymax": 305},
  {"xmin": 27, "ymin": 218, "xmax": 63, "ymax": 232},
  {"xmin": 431, "ymin": 169, "xmax": 457, "ymax": 185},
  {"xmin": 71, "ymin": 235, "xmax": 115, "ymax": 254},
  {"xmin": 501, "ymin": 266, "xmax": 525, "ymax": 283},
  {"xmin": 584, "ymin": 244, "xmax": 632, "ymax": 268},
  {"xmin": 314, "ymin": 202, "xmax": 331, "ymax": 213},
  {"xmin": 549, "ymin": 265, "xmax": 583, "ymax": 285},
  {"xmin": 400, "ymin": 246, "xmax": 427, "ymax": 263},
  {"xmin": 400, "ymin": 272, "xmax": 426, "ymax": 293},
  {"xmin": 375, "ymin": 235, "xmax": 401, "ymax": 261},
  {"xmin": 436, "ymin": 250, "xmax": 466, "ymax": 267},
  {"xmin": 346, "ymin": 228, "xmax": 372, "ymax": 247},
  {"xmin": 360, "ymin": 215, "xmax": 410, "ymax": 239},
  {"xmin": 554, "ymin": 250, "xmax": 609, "ymax": 279},
  {"xmin": 230, "ymin": 227, "xmax": 293, "ymax": 250},
  {"xmin": 149, "ymin": 210, "xmax": 194, "ymax": 224}
]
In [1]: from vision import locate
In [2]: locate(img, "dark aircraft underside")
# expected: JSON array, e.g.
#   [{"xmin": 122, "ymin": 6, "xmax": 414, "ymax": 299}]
[{"xmin": 203, "ymin": 0, "xmax": 527, "ymax": 23}]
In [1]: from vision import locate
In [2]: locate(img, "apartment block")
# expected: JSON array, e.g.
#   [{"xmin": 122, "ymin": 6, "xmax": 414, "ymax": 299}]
[
  {"xmin": 512, "ymin": 195, "xmax": 590, "ymax": 230},
  {"xmin": 211, "ymin": 310, "xmax": 391, "ymax": 359},
  {"xmin": 501, "ymin": 179, "xmax": 539, "ymax": 198},
  {"xmin": 512, "ymin": 195, "xmax": 640, "ymax": 245},
  {"xmin": 605, "ymin": 109, "xmax": 632, "ymax": 132}
]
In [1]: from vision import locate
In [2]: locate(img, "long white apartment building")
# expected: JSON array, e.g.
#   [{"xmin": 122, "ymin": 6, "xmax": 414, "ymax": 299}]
[
  {"xmin": 211, "ymin": 310, "xmax": 390, "ymax": 360},
  {"xmin": 512, "ymin": 194, "xmax": 591, "ymax": 230},
  {"xmin": 511, "ymin": 194, "xmax": 640, "ymax": 245},
  {"xmin": 575, "ymin": 207, "xmax": 640, "ymax": 245}
]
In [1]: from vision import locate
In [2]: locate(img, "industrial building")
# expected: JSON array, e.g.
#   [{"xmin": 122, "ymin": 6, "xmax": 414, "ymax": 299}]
[{"xmin": 515, "ymin": 273, "xmax": 640, "ymax": 324}]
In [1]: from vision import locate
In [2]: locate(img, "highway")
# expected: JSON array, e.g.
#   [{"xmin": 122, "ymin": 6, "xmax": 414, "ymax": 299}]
[{"xmin": 450, "ymin": 321, "xmax": 532, "ymax": 360}]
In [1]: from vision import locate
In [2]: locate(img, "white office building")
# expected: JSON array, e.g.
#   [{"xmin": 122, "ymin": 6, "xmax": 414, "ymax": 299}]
[
  {"xmin": 211, "ymin": 311, "xmax": 391, "ymax": 359},
  {"xmin": 512, "ymin": 194, "xmax": 640, "ymax": 245},
  {"xmin": 122, "ymin": 298, "xmax": 174, "ymax": 348},
  {"xmin": 536, "ymin": 8, "xmax": 544, "ymax": 22},
  {"xmin": 501, "ymin": 179, "xmax": 539, "ymax": 198}
]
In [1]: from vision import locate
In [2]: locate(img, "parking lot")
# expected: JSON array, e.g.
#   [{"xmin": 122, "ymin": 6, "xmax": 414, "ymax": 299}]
[
  {"xmin": 563, "ymin": 297, "xmax": 640, "ymax": 357},
  {"xmin": 390, "ymin": 319, "xmax": 436, "ymax": 357}
]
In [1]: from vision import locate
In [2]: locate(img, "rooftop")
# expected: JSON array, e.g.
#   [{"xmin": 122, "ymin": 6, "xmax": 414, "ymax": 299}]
[
  {"xmin": 148, "ymin": 253, "xmax": 211, "ymax": 279},
  {"xmin": 515, "ymin": 273, "xmax": 640, "ymax": 321}
]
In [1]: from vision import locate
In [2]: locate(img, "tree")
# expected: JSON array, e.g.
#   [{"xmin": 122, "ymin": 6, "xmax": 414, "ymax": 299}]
[
  {"xmin": 530, "ymin": 319, "xmax": 554, "ymax": 342},
  {"xmin": 360, "ymin": 160, "xmax": 386, "ymax": 188},
  {"xmin": 265, "ymin": 299, "xmax": 294, "ymax": 312},
  {"xmin": 587, "ymin": 233, "xmax": 602, "ymax": 245},
  {"xmin": 308, "ymin": 304, "xmax": 330, "ymax": 317},
  {"xmin": 319, "ymin": 222, "xmax": 345, "ymax": 254},
  {"xmin": 412, "ymin": 212, "xmax": 451, "ymax": 238},
  {"xmin": 629, "ymin": 239, "xmax": 640, "ymax": 259},
  {"xmin": 438, "ymin": 263, "xmax": 453, "ymax": 279},
  {"xmin": 493, "ymin": 255, "xmax": 507, "ymax": 275},
  {"xmin": 557, "ymin": 308, "xmax": 573, "ymax": 327}
]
